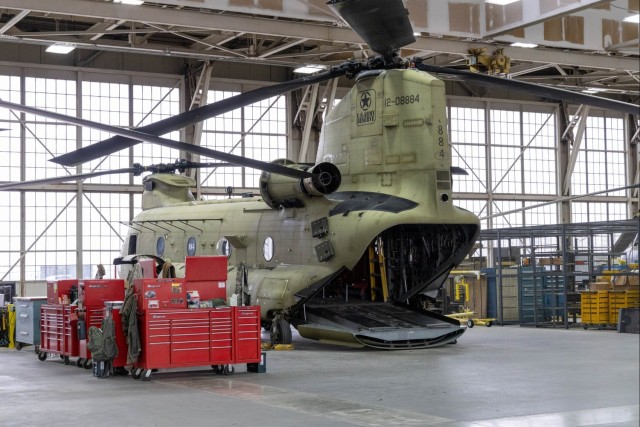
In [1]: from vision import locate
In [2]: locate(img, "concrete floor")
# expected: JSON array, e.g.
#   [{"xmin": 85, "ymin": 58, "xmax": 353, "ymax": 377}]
[{"xmin": 1, "ymin": 325, "xmax": 638, "ymax": 427}]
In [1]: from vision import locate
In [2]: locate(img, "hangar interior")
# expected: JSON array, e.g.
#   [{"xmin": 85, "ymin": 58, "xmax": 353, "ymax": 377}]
[
  {"xmin": 0, "ymin": 1, "xmax": 638, "ymax": 426},
  {"xmin": 0, "ymin": 0, "xmax": 637, "ymax": 305}
]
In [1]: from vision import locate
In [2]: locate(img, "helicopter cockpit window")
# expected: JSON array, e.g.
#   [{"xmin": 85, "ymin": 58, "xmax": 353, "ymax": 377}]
[
  {"xmin": 128, "ymin": 234, "xmax": 137, "ymax": 255},
  {"xmin": 216, "ymin": 238, "xmax": 231, "ymax": 258},
  {"xmin": 156, "ymin": 236, "xmax": 165, "ymax": 257},
  {"xmin": 263, "ymin": 236, "xmax": 274, "ymax": 262},
  {"xmin": 187, "ymin": 236, "xmax": 197, "ymax": 256}
]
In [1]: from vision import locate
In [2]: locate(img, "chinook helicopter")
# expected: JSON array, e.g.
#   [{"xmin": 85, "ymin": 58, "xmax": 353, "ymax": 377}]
[{"xmin": 0, "ymin": 0, "xmax": 638, "ymax": 349}]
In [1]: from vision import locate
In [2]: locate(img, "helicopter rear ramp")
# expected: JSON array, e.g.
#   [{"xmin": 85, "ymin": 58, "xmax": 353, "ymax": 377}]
[{"xmin": 295, "ymin": 302, "xmax": 465, "ymax": 349}]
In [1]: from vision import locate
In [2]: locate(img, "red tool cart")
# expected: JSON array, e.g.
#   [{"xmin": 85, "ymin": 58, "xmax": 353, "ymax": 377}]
[
  {"xmin": 77, "ymin": 279, "xmax": 126, "ymax": 369},
  {"xmin": 184, "ymin": 256, "xmax": 228, "ymax": 301},
  {"xmin": 38, "ymin": 280, "xmax": 80, "ymax": 365},
  {"xmin": 39, "ymin": 304, "xmax": 80, "ymax": 365},
  {"xmin": 131, "ymin": 277, "xmax": 264, "ymax": 381}
]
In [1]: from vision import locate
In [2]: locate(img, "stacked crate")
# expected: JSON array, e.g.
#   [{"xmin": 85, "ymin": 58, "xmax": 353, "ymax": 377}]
[
  {"xmin": 580, "ymin": 291, "xmax": 610, "ymax": 327},
  {"xmin": 608, "ymin": 290, "xmax": 640, "ymax": 325}
]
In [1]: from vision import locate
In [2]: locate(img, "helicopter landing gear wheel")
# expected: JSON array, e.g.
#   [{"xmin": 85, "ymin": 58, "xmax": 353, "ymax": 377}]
[
  {"xmin": 467, "ymin": 319, "xmax": 474, "ymax": 328},
  {"xmin": 270, "ymin": 318, "xmax": 292, "ymax": 346}
]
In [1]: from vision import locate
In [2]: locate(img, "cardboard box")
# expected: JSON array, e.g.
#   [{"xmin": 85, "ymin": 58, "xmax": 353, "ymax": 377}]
[{"xmin": 589, "ymin": 281, "xmax": 611, "ymax": 291}]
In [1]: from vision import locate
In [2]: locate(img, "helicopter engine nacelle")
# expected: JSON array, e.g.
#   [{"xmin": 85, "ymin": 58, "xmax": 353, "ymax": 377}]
[
  {"xmin": 259, "ymin": 162, "xmax": 341, "ymax": 209},
  {"xmin": 141, "ymin": 173, "xmax": 196, "ymax": 210}
]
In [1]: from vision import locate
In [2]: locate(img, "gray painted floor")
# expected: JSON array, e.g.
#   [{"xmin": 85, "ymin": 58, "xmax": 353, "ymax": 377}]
[{"xmin": 1, "ymin": 325, "xmax": 638, "ymax": 427}]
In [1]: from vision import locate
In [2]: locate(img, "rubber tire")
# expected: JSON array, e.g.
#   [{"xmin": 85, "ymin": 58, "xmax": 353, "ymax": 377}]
[
  {"xmin": 223, "ymin": 365, "xmax": 235, "ymax": 376},
  {"xmin": 15, "ymin": 342, "xmax": 23, "ymax": 351},
  {"xmin": 37, "ymin": 352, "xmax": 47, "ymax": 361},
  {"xmin": 212, "ymin": 365, "xmax": 223, "ymax": 375},
  {"xmin": 270, "ymin": 319, "xmax": 292, "ymax": 345},
  {"xmin": 467, "ymin": 320, "xmax": 474, "ymax": 328},
  {"xmin": 64, "ymin": 356, "xmax": 70, "ymax": 365},
  {"xmin": 141, "ymin": 369, "xmax": 152, "ymax": 382},
  {"xmin": 76, "ymin": 358, "xmax": 84, "ymax": 367},
  {"xmin": 131, "ymin": 368, "xmax": 143, "ymax": 380},
  {"xmin": 83, "ymin": 358, "xmax": 92, "ymax": 369},
  {"xmin": 486, "ymin": 321, "xmax": 492, "ymax": 327}
]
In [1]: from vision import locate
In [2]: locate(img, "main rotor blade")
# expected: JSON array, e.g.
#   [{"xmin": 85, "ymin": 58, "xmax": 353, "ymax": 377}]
[
  {"xmin": 416, "ymin": 63, "xmax": 639, "ymax": 115},
  {"xmin": 0, "ymin": 99, "xmax": 314, "ymax": 180},
  {"xmin": 50, "ymin": 66, "xmax": 349, "ymax": 167},
  {"xmin": 329, "ymin": 0, "xmax": 415, "ymax": 60},
  {"xmin": 0, "ymin": 167, "xmax": 138, "ymax": 191}
]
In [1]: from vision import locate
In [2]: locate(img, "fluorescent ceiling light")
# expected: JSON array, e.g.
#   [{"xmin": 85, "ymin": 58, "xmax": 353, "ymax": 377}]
[
  {"xmin": 114, "ymin": 0, "xmax": 144, "ymax": 4},
  {"xmin": 582, "ymin": 88, "xmax": 606, "ymax": 94},
  {"xmin": 511, "ymin": 42, "xmax": 538, "ymax": 48},
  {"xmin": 413, "ymin": 32, "xmax": 421, "ymax": 36},
  {"xmin": 486, "ymin": 0, "xmax": 520, "ymax": 5},
  {"xmin": 45, "ymin": 43, "xmax": 76, "ymax": 54},
  {"xmin": 623, "ymin": 14, "xmax": 639, "ymax": 23},
  {"xmin": 294, "ymin": 65, "xmax": 326, "ymax": 74}
]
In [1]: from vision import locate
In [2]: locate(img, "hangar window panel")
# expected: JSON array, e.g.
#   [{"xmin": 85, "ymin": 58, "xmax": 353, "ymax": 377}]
[
  {"xmin": 491, "ymin": 200, "xmax": 524, "ymax": 229},
  {"xmin": 23, "ymin": 77, "xmax": 77, "ymax": 181},
  {"xmin": 24, "ymin": 123, "xmax": 77, "ymax": 181},
  {"xmin": 244, "ymin": 134, "xmax": 288, "ymax": 188},
  {"xmin": 571, "ymin": 114, "xmax": 626, "ymax": 197},
  {"xmin": 523, "ymin": 201, "xmax": 557, "ymax": 226},
  {"xmin": 82, "ymin": 193, "xmax": 129, "ymax": 255},
  {"xmin": 201, "ymin": 91, "xmax": 288, "ymax": 191},
  {"xmin": 0, "ymin": 75, "xmax": 21, "ymax": 181},
  {"xmin": 490, "ymin": 109, "xmax": 520, "ymax": 147},
  {"xmin": 450, "ymin": 106, "xmax": 485, "ymax": 144},
  {"xmin": 24, "ymin": 77, "xmax": 76, "ymax": 122},
  {"xmin": 490, "ymin": 146, "xmax": 522, "ymax": 194},
  {"xmin": 449, "ymin": 106, "xmax": 487, "ymax": 194},
  {"xmin": 571, "ymin": 202, "xmax": 627, "ymax": 223},
  {"xmin": 200, "ymin": 131, "xmax": 244, "ymax": 188},
  {"xmin": 132, "ymin": 84, "xmax": 181, "ymax": 177},
  {"xmin": 523, "ymin": 111, "xmax": 556, "ymax": 148},
  {"xmin": 23, "ymin": 192, "xmax": 77, "ymax": 280},
  {"xmin": 81, "ymin": 81, "xmax": 130, "ymax": 185},
  {"xmin": 523, "ymin": 148, "xmax": 556, "ymax": 195}
]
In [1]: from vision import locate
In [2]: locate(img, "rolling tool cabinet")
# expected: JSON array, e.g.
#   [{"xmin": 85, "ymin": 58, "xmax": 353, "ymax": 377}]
[
  {"xmin": 14, "ymin": 297, "xmax": 47, "ymax": 351},
  {"xmin": 77, "ymin": 279, "xmax": 126, "ymax": 368},
  {"xmin": 132, "ymin": 305, "xmax": 263, "ymax": 381},
  {"xmin": 38, "ymin": 304, "xmax": 80, "ymax": 364}
]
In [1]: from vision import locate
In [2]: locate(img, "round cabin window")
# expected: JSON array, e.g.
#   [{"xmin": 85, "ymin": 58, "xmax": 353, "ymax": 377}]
[
  {"xmin": 216, "ymin": 238, "xmax": 231, "ymax": 258},
  {"xmin": 156, "ymin": 236, "xmax": 165, "ymax": 256},
  {"xmin": 263, "ymin": 236, "xmax": 274, "ymax": 262},
  {"xmin": 187, "ymin": 236, "xmax": 197, "ymax": 256}
]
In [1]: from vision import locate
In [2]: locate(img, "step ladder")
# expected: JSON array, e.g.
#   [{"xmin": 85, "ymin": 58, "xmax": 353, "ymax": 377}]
[{"xmin": 368, "ymin": 238, "xmax": 389, "ymax": 302}]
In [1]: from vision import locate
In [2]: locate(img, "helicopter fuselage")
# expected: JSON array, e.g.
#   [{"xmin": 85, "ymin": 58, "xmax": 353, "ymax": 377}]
[{"xmin": 122, "ymin": 68, "xmax": 480, "ymax": 347}]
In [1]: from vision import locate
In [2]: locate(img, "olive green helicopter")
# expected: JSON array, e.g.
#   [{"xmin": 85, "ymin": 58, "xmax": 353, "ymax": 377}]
[{"xmin": 1, "ymin": 0, "xmax": 637, "ymax": 349}]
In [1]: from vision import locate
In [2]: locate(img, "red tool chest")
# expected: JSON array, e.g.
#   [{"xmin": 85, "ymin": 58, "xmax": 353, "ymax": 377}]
[
  {"xmin": 135, "ymin": 278, "xmax": 187, "ymax": 310},
  {"xmin": 133, "ymin": 306, "xmax": 262, "ymax": 380},
  {"xmin": 234, "ymin": 306, "xmax": 261, "ymax": 363},
  {"xmin": 78, "ymin": 279, "xmax": 125, "ymax": 364},
  {"xmin": 47, "ymin": 279, "xmax": 78, "ymax": 304},
  {"xmin": 184, "ymin": 256, "xmax": 227, "ymax": 301},
  {"xmin": 39, "ymin": 304, "xmax": 80, "ymax": 364}
]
